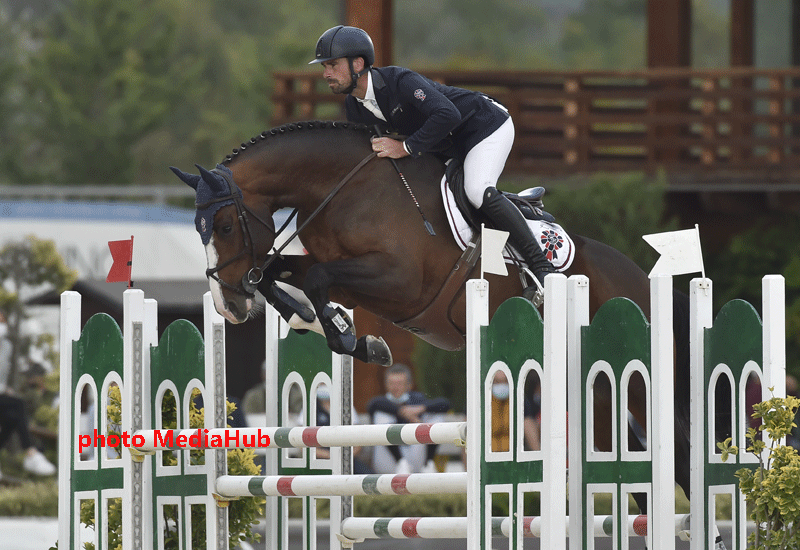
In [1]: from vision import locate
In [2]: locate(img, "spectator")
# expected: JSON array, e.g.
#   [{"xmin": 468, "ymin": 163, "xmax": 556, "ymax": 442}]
[
  {"xmin": 490, "ymin": 370, "xmax": 540, "ymax": 452},
  {"xmin": 0, "ymin": 313, "xmax": 56, "ymax": 480},
  {"xmin": 314, "ymin": 384, "xmax": 372, "ymax": 474},
  {"xmin": 367, "ymin": 364, "xmax": 450, "ymax": 474}
]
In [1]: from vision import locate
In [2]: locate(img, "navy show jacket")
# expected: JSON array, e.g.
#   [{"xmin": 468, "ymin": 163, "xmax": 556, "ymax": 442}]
[{"xmin": 345, "ymin": 66, "xmax": 510, "ymax": 161}]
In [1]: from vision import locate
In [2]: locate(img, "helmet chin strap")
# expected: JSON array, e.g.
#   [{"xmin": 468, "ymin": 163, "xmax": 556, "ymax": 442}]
[{"xmin": 343, "ymin": 58, "xmax": 370, "ymax": 94}]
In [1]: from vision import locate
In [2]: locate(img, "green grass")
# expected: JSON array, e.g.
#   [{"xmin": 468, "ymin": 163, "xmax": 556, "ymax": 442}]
[
  {"xmin": 0, "ymin": 478, "xmax": 58, "ymax": 516},
  {"xmin": 0, "ymin": 449, "xmax": 59, "ymax": 516}
]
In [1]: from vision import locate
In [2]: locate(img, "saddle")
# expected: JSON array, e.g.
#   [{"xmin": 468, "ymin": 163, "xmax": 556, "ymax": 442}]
[
  {"xmin": 392, "ymin": 161, "xmax": 564, "ymax": 350},
  {"xmin": 444, "ymin": 159, "xmax": 556, "ymax": 231}
]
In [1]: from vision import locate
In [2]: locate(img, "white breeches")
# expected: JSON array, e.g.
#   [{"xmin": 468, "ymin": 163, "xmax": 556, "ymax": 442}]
[{"xmin": 463, "ymin": 116, "xmax": 515, "ymax": 208}]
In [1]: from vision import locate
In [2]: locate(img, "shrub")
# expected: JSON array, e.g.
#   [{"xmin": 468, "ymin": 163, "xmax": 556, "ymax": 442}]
[{"xmin": 721, "ymin": 390, "xmax": 800, "ymax": 550}]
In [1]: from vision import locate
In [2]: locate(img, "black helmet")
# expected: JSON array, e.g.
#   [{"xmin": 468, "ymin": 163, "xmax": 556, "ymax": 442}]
[{"xmin": 309, "ymin": 25, "xmax": 375, "ymax": 66}]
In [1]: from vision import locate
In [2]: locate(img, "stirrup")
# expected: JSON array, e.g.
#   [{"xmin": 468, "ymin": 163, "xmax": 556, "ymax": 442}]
[
  {"xmin": 522, "ymin": 285, "xmax": 544, "ymax": 308},
  {"xmin": 521, "ymin": 268, "xmax": 545, "ymax": 307}
]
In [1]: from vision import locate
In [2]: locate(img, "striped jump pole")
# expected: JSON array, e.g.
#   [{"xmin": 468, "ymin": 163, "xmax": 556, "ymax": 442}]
[
  {"xmin": 339, "ymin": 514, "xmax": 692, "ymax": 540},
  {"xmin": 132, "ymin": 422, "xmax": 466, "ymax": 452},
  {"xmin": 215, "ymin": 472, "xmax": 467, "ymax": 497}
]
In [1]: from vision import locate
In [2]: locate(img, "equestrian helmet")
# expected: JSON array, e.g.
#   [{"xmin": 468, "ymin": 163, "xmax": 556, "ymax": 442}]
[{"xmin": 309, "ymin": 25, "xmax": 375, "ymax": 66}]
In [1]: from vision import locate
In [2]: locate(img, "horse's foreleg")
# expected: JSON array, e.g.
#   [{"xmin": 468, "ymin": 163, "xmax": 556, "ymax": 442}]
[
  {"xmin": 303, "ymin": 256, "xmax": 402, "ymax": 365},
  {"xmin": 261, "ymin": 281, "xmax": 318, "ymax": 330},
  {"xmin": 261, "ymin": 280, "xmax": 392, "ymax": 366}
]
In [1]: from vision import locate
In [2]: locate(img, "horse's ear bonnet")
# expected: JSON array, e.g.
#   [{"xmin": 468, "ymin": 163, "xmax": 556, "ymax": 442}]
[{"xmin": 170, "ymin": 164, "xmax": 239, "ymax": 245}]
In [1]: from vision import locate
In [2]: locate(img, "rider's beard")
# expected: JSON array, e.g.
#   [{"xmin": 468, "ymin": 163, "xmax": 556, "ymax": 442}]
[{"xmin": 327, "ymin": 78, "xmax": 351, "ymax": 94}]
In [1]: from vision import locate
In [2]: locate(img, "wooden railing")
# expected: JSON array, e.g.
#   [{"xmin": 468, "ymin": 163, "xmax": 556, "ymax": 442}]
[{"xmin": 272, "ymin": 67, "xmax": 800, "ymax": 185}]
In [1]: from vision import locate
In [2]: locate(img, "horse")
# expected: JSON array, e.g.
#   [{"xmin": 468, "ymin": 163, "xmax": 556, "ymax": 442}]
[{"xmin": 170, "ymin": 119, "xmax": 691, "ymax": 509}]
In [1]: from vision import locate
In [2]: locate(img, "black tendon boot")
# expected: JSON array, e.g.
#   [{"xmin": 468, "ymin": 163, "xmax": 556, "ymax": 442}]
[{"xmin": 479, "ymin": 187, "xmax": 556, "ymax": 304}]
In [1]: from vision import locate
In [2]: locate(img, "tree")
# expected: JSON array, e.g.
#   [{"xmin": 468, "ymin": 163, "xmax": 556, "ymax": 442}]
[
  {"xmin": 395, "ymin": 0, "xmax": 550, "ymax": 69},
  {"xmin": 560, "ymin": 0, "xmax": 647, "ymax": 69},
  {"xmin": 706, "ymin": 215, "xmax": 800, "ymax": 376},
  {"xmin": 25, "ymin": 0, "xmax": 185, "ymax": 184},
  {"xmin": 560, "ymin": 0, "xmax": 729, "ymax": 69},
  {"xmin": 20, "ymin": 0, "xmax": 340, "ymax": 186},
  {"xmin": 539, "ymin": 172, "xmax": 678, "ymax": 271},
  {"xmin": 0, "ymin": 236, "xmax": 77, "ymax": 389},
  {"xmin": 0, "ymin": 5, "xmax": 32, "ymax": 181}
]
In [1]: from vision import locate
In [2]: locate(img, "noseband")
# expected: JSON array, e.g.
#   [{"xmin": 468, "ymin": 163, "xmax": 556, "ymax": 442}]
[{"xmin": 202, "ymin": 152, "xmax": 377, "ymax": 298}]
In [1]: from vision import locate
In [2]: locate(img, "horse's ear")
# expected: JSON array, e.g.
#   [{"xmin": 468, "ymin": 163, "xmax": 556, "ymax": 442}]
[
  {"xmin": 170, "ymin": 166, "xmax": 201, "ymax": 190},
  {"xmin": 196, "ymin": 164, "xmax": 227, "ymax": 193}
]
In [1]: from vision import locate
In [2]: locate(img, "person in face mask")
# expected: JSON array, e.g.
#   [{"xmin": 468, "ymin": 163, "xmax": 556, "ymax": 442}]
[
  {"xmin": 367, "ymin": 364, "xmax": 451, "ymax": 474},
  {"xmin": 0, "ymin": 313, "xmax": 57, "ymax": 481},
  {"xmin": 490, "ymin": 370, "xmax": 540, "ymax": 453}
]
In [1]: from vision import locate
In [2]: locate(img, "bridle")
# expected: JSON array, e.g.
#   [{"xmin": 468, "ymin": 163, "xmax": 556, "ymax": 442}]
[
  {"xmin": 198, "ymin": 169, "xmax": 274, "ymax": 297},
  {"xmin": 202, "ymin": 152, "xmax": 377, "ymax": 297}
]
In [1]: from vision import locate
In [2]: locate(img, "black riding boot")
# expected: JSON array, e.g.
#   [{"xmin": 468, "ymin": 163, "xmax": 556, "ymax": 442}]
[{"xmin": 479, "ymin": 187, "xmax": 556, "ymax": 302}]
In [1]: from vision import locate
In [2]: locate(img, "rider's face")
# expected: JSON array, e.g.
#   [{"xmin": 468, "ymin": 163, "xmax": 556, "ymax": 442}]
[{"xmin": 321, "ymin": 57, "xmax": 357, "ymax": 94}]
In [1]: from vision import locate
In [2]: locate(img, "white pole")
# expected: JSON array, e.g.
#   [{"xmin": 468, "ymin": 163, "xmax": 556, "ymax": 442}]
[
  {"xmin": 204, "ymin": 292, "xmax": 228, "ymax": 550},
  {"xmin": 263, "ymin": 307, "xmax": 281, "ymax": 550},
  {"xmin": 567, "ymin": 275, "xmax": 590, "ymax": 550},
  {"xmin": 58, "ymin": 292, "xmax": 82, "ymax": 550},
  {"xmin": 542, "ymin": 274, "xmax": 568, "ymax": 550},
  {"xmin": 762, "ymin": 275, "xmax": 786, "ymax": 399},
  {"xmin": 133, "ymin": 422, "xmax": 467, "ymax": 451},
  {"xmin": 650, "ymin": 274, "xmax": 675, "ymax": 550},
  {"xmin": 689, "ymin": 277, "xmax": 713, "ymax": 550},
  {"xmin": 122, "ymin": 289, "xmax": 146, "ymax": 550},
  {"xmin": 216, "ymin": 472, "xmax": 467, "ymax": 497},
  {"xmin": 466, "ymin": 278, "xmax": 489, "ymax": 550}
]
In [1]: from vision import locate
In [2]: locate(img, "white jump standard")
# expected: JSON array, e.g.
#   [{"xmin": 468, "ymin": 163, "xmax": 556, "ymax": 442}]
[{"xmin": 57, "ymin": 273, "xmax": 786, "ymax": 550}]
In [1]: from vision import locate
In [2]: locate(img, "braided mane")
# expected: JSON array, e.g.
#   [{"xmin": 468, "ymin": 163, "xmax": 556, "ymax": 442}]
[{"xmin": 220, "ymin": 121, "xmax": 376, "ymax": 165}]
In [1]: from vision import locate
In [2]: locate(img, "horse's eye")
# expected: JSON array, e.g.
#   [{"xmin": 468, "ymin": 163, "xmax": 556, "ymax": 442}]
[{"xmin": 220, "ymin": 224, "xmax": 233, "ymax": 235}]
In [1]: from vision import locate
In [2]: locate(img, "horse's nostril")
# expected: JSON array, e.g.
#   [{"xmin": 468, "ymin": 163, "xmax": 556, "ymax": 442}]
[{"xmin": 227, "ymin": 301, "xmax": 239, "ymax": 317}]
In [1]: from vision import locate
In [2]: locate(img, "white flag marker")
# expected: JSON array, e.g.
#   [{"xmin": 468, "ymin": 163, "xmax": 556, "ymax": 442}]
[
  {"xmin": 481, "ymin": 224, "xmax": 509, "ymax": 278},
  {"xmin": 642, "ymin": 224, "xmax": 705, "ymax": 278}
]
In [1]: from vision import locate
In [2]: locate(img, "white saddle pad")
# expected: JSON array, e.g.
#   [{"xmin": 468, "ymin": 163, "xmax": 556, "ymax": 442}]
[{"xmin": 441, "ymin": 177, "xmax": 575, "ymax": 272}]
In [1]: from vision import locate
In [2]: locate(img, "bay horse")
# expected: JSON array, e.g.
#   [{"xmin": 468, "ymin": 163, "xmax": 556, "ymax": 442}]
[{"xmin": 171, "ymin": 120, "xmax": 691, "ymax": 508}]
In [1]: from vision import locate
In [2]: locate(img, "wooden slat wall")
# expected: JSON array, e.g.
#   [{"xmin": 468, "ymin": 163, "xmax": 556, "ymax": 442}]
[{"xmin": 272, "ymin": 67, "xmax": 800, "ymax": 183}]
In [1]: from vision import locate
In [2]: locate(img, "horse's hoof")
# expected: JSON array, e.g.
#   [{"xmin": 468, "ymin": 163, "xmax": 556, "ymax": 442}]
[{"xmin": 354, "ymin": 335, "xmax": 393, "ymax": 367}]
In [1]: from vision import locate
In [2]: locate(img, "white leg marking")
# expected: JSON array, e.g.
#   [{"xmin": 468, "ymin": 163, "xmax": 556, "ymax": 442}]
[{"xmin": 275, "ymin": 282, "xmax": 325, "ymax": 335}]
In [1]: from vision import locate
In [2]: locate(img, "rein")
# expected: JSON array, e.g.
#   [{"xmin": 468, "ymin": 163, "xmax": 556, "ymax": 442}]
[{"xmin": 206, "ymin": 152, "xmax": 378, "ymax": 297}]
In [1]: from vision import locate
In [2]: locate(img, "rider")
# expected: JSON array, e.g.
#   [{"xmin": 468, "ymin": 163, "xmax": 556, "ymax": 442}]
[{"xmin": 309, "ymin": 25, "xmax": 556, "ymax": 301}]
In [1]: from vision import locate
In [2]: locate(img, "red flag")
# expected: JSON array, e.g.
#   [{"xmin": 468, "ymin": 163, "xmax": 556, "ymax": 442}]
[{"xmin": 106, "ymin": 236, "xmax": 134, "ymax": 287}]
